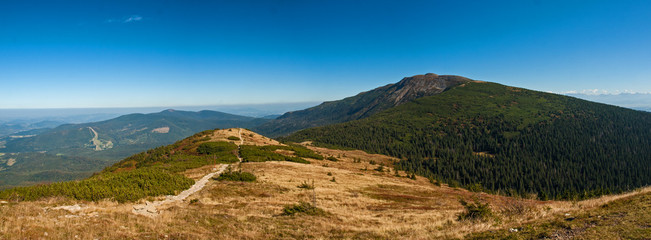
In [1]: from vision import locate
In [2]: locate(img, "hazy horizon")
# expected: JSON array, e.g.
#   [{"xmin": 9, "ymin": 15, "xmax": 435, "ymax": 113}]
[{"xmin": 0, "ymin": 101, "xmax": 320, "ymax": 122}]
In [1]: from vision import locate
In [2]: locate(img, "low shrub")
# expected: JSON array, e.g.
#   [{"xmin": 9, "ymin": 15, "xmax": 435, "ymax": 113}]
[
  {"xmin": 227, "ymin": 136, "xmax": 240, "ymax": 141},
  {"xmin": 215, "ymin": 171, "xmax": 256, "ymax": 182},
  {"xmin": 466, "ymin": 183, "xmax": 484, "ymax": 192},
  {"xmin": 282, "ymin": 201, "xmax": 325, "ymax": 216},
  {"xmin": 286, "ymin": 144, "xmax": 324, "ymax": 160},
  {"xmin": 297, "ymin": 180, "xmax": 314, "ymax": 189},
  {"xmin": 457, "ymin": 198, "xmax": 495, "ymax": 222}
]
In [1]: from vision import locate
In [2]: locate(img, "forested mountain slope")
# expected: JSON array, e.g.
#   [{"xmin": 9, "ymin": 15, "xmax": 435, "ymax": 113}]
[
  {"xmin": 254, "ymin": 73, "xmax": 470, "ymax": 137},
  {"xmin": 284, "ymin": 81, "xmax": 651, "ymax": 200}
]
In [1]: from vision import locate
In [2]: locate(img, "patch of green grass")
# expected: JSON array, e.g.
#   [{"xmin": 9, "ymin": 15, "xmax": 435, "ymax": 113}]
[
  {"xmin": 227, "ymin": 136, "xmax": 240, "ymax": 141},
  {"xmin": 326, "ymin": 156, "xmax": 339, "ymax": 162}
]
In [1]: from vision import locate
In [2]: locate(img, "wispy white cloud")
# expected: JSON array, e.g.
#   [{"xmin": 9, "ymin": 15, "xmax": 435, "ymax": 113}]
[
  {"xmin": 105, "ymin": 15, "xmax": 144, "ymax": 24},
  {"xmin": 123, "ymin": 15, "xmax": 143, "ymax": 23}
]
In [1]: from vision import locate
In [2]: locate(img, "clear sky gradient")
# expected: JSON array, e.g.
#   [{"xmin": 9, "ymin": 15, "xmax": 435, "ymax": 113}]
[{"xmin": 1, "ymin": 0, "xmax": 650, "ymax": 108}]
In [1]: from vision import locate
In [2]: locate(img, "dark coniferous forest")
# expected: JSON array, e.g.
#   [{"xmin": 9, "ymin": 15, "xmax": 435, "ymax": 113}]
[{"xmin": 284, "ymin": 82, "xmax": 651, "ymax": 200}]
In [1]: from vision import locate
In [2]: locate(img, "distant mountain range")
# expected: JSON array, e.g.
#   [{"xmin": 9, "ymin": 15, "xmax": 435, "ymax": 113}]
[
  {"xmin": 254, "ymin": 73, "xmax": 471, "ymax": 137},
  {"xmin": 0, "ymin": 120, "xmax": 65, "ymax": 137},
  {"xmin": 0, "ymin": 109, "xmax": 269, "ymax": 188}
]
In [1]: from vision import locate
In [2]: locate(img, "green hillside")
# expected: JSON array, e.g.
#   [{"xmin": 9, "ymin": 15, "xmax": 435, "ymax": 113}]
[
  {"xmin": 0, "ymin": 110, "xmax": 269, "ymax": 188},
  {"xmin": 0, "ymin": 130, "xmax": 237, "ymax": 202},
  {"xmin": 283, "ymin": 81, "xmax": 651, "ymax": 200},
  {"xmin": 0, "ymin": 128, "xmax": 322, "ymax": 203},
  {"xmin": 254, "ymin": 74, "xmax": 470, "ymax": 137}
]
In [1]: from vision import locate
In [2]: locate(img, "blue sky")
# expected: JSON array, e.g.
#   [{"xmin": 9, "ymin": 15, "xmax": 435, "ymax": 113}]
[{"xmin": 1, "ymin": 0, "xmax": 650, "ymax": 108}]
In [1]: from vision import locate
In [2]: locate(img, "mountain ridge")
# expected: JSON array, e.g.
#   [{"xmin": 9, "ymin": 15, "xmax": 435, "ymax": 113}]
[
  {"xmin": 254, "ymin": 73, "xmax": 471, "ymax": 137},
  {"xmin": 0, "ymin": 110, "xmax": 270, "ymax": 188},
  {"xmin": 283, "ymin": 81, "xmax": 651, "ymax": 200}
]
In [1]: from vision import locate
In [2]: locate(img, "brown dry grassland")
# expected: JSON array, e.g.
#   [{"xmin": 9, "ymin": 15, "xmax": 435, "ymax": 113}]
[{"xmin": 0, "ymin": 129, "xmax": 648, "ymax": 239}]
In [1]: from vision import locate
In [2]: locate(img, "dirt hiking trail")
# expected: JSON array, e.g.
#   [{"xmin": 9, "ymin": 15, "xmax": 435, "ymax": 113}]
[{"xmin": 132, "ymin": 128, "xmax": 244, "ymax": 217}]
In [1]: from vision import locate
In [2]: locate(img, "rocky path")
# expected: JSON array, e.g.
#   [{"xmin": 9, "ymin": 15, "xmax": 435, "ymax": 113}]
[
  {"xmin": 132, "ymin": 128, "xmax": 244, "ymax": 217},
  {"xmin": 131, "ymin": 164, "xmax": 228, "ymax": 217}
]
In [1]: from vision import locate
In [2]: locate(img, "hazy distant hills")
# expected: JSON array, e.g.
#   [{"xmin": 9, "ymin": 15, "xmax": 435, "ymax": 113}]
[
  {"xmin": 0, "ymin": 109, "xmax": 269, "ymax": 188},
  {"xmin": 285, "ymin": 80, "xmax": 651, "ymax": 199},
  {"xmin": 254, "ymin": 73, "xmax": 471, "ymax": 137},
  {"xmin": 565, "ymin": 92, "xmax": 651, "ymax": 112},
  {"xmin": 0, "ymin": 120, "xmax": 65, "ymax": 137},
  {"xmin": 2, "ymin": 109, "xmax": 267, "ymax": 155}
]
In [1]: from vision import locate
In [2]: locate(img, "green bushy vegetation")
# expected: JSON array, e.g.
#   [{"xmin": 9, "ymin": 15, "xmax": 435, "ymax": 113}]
[
  {"xmin": 285, "ymin": 143, "xmax": 324, "ymax": 160},
  {"xmin": 0, "ymin": 167, "xmax": 194, "ymax": 203},
  {"xmin": 282, "ymin": 201, "xmax": 326, "ymax": 216},
  {"xmin": 215, "ymin": 170, "xmax": 256, "ymax": 182},
  {"xmin": 0, "ymin": 131, "xmax": 241, "ymax": 202},
  {"xmin": 239, "ymin": 145, "xmax": 311, "ymax": 164},
  {"xmin": 297, "ymin": 180, "xmax": 314, "ymax": 189},
  {"xmin": 284, "ymin": 82, "xmax": 651, "ymax": 200},
  {"xmin": 326, "ymin": 156, "xmax": 339, "ymax": 161},
  {"xmin": 227, "ymin": 136, "xmax": 240, "ymax": 141},
  {"xmin": 106, "ymin": 140, "xmax": 238, "ymax": 174},
  {"xmin": 197, "ymin": 141, "xmax": 237, "ymax": 155},
  {"xmin": 457, "ymin": 198, "xmax": 495, "ymax": 222}
]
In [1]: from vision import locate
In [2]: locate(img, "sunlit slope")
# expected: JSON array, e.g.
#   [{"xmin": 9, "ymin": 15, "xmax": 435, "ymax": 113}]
[{"xmin": 284, "ymin": 81, "xmax": 651, "ymax": 200}]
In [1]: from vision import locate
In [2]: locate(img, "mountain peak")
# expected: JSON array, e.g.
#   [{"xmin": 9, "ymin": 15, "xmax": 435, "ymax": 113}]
[
  {"xmin": 398, "ymin": 73, "xmax": 470, "ymax": 86},
  {"xmin": 391, "ymin": 74, "xmax": 471, "ymax": 104},
  {"xmin": 254, "ymin": 73, "xmax": 472, "ymax": 136}
]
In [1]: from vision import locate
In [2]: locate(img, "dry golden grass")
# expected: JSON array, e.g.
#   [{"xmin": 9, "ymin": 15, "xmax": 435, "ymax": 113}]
[
  {"xmin": 210, "ymin": 128, "xmax": 281, "ymax": 146},
  {"xmin": 1, "ymin": 130, "xmax": 648, "ymax": 239}
]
